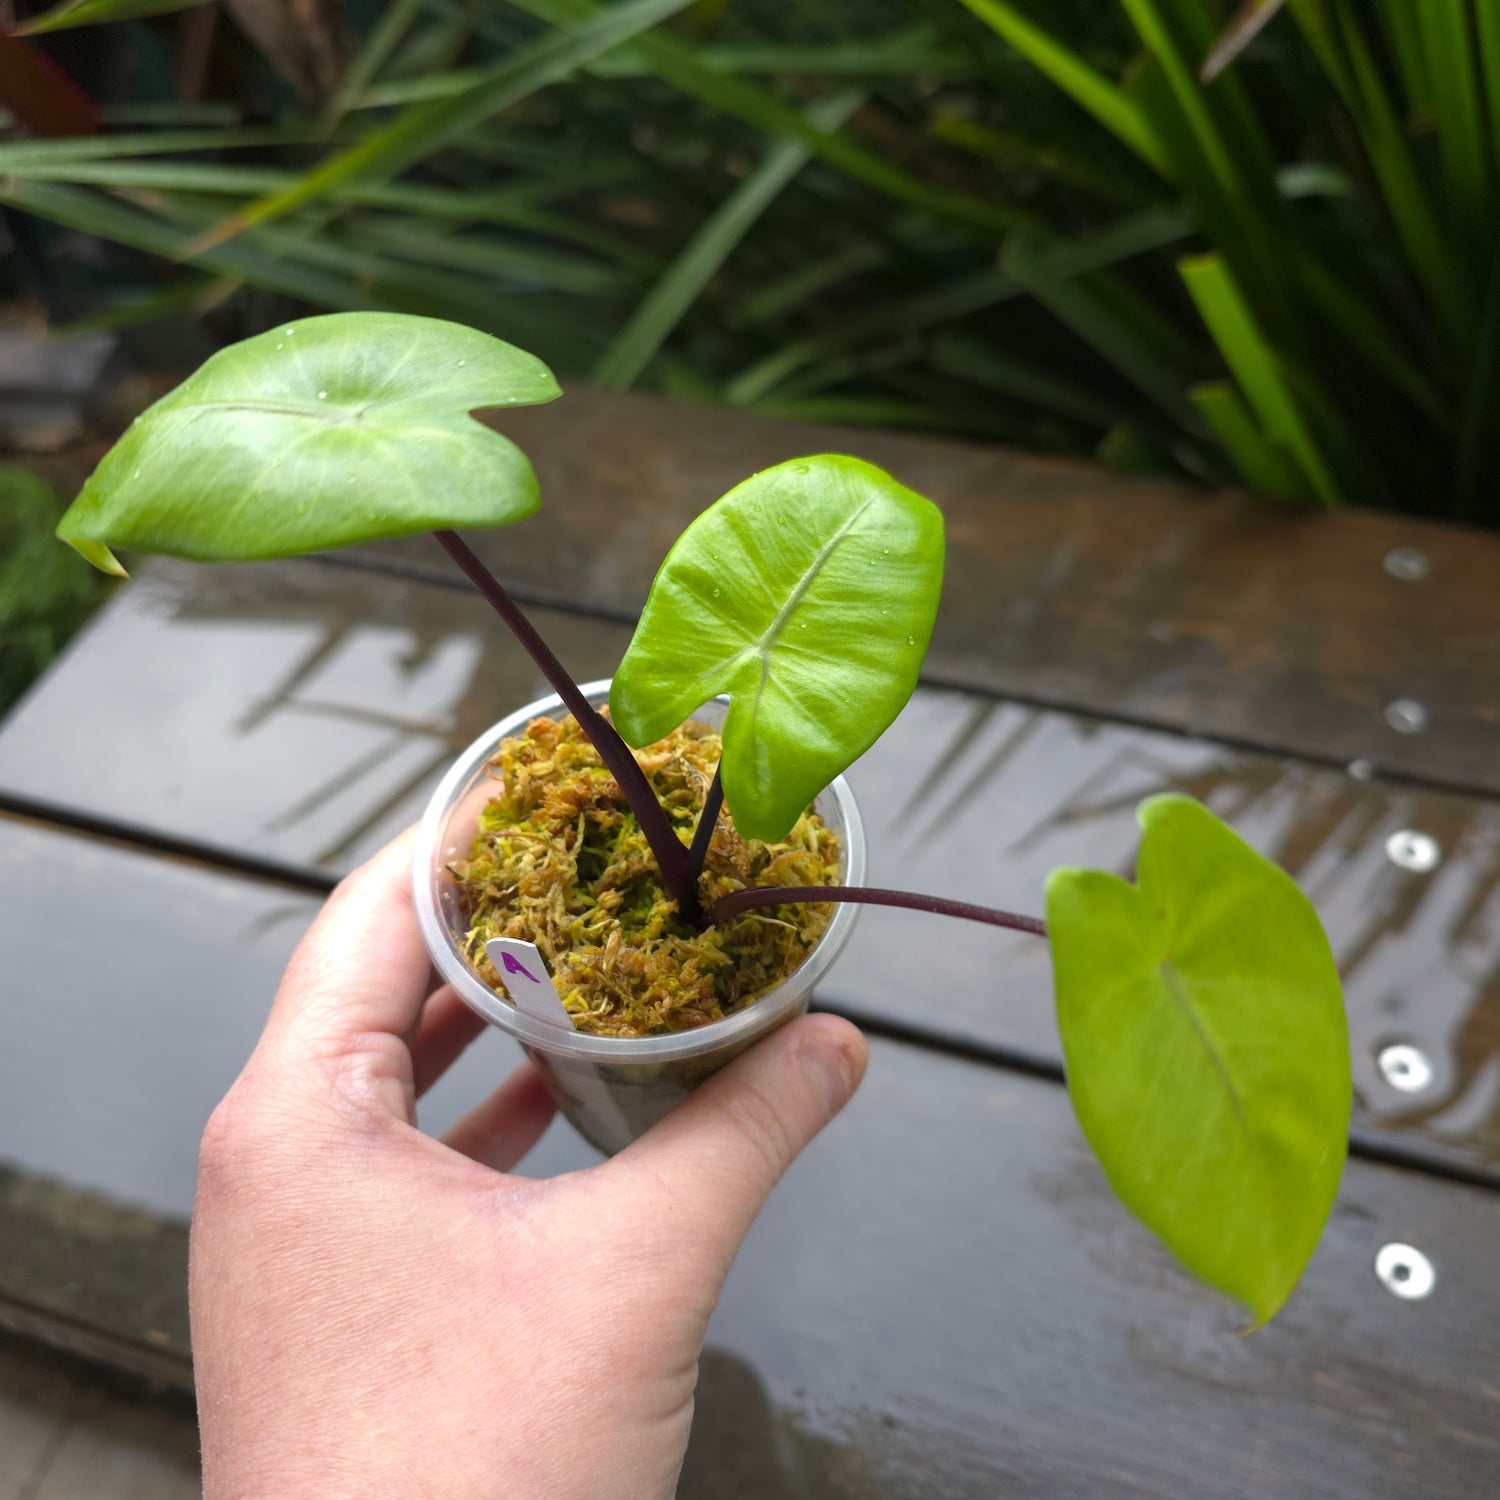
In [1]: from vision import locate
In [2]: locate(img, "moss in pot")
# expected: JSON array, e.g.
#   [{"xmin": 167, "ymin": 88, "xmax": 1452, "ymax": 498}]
[
  {"xmin": 58, "ymin": 312, "xmax": 1351, "ymax": 1329},
  {"xmin": 416, "ymin": 680, "xmax": 866, "ymax": 1152}
]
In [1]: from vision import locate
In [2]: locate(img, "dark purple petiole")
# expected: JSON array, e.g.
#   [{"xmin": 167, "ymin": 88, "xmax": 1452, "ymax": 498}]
[
  {"xmin": 706, "ymin": 884, "xmax": 1047, "ymax": 936},
  {"xmin": 432, "ymin": 529, "xmax": 694, "ymax": 910}
]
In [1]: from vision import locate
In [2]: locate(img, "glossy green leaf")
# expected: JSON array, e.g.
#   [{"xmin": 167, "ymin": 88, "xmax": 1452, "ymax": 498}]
[
  {"xmin": 56, "ymin": 312, "xmax": 559, "ymax": 567},
  {"xmin": 610, "ymin": 455, "xmax": 944, "ymax": 842},
  {"xmin": 1046, "ymin": 794, "xmax": 1350, "ymax": 1326}
]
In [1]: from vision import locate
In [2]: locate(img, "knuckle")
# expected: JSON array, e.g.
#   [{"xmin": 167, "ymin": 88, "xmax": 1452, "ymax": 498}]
[{"xmin": 196, "ymin": 1077, "xmax": 286, "ymax": 1196}]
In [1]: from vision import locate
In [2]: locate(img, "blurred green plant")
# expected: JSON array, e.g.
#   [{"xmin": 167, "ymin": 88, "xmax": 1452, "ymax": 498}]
[
  {"xmin": 1, "ymin": 0, "xmax": 1497, "ymax": 520},
  {"xmin": 0, "ymin": 465, "xmax": 111, "ymax": 715}
]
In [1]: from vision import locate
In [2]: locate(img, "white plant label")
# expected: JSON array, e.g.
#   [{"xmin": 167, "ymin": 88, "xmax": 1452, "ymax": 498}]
[{"xmin": 484, "ymin": 938, "xmax": 573, "ymax": 1029}]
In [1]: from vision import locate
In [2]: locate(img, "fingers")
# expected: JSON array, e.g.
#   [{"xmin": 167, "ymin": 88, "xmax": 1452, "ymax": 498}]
[
  {"xmin": 614, "ymin": 1015, "xmax": 866, "ymax": 1278},
  {"xmin": 440, "ymin": 1062, "xmax": 557, "ymax": 1173},
  {"xmin": 265, "ymin": 827, "xmax": 432, "ymax": 1051},
  {"xmin": 409, "ymin": 986, "xmax": 488, "ymax": 1099}
]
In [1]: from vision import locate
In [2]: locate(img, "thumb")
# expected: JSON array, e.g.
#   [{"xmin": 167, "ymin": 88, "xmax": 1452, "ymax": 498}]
[{"xmin": 613, "ymin": 1014, "xmax": 867, "ymax": 1277}]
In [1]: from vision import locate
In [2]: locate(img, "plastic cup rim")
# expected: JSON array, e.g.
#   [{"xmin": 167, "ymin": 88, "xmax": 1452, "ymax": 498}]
[{"xmin": 412, "ymin": 678, "xmax": 866, "ymax": 1062}]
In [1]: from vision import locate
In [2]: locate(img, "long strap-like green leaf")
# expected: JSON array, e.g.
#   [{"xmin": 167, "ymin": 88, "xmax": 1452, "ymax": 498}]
[
  {"xmin": 187, "ymin": 0, "xmax": 698, "ymax": 249},
  {"xmin": 592, "ymin": 91, "xmax": 863, "ymax": 389},
  {"xmin": 512, "ymin": 0, "xmax": 1027, "ymax": 235},
  {"xmin": 956, "ymin": 0, "xmax": 1169, "ymax": 174}
]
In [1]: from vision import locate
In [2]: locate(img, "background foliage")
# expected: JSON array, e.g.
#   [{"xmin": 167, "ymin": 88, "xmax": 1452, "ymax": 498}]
[
  {"xmin": 0, "ymin": 0, "xmax": 1495, "ymax": 526},
  {"xmin": 0, "ymin": 466, "xmax": 110, "ymax": 715}
]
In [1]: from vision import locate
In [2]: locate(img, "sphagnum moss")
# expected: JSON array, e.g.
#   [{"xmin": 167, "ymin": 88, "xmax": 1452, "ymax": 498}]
[{"xmin": 453, "ymin": 713, "xmax": 840, "ymax": 1037}]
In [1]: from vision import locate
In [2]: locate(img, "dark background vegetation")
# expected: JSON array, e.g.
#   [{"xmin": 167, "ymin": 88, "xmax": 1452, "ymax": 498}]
[{"xmin": 1, "ymin": 0, "xmax": 1495, "ymax": 706}]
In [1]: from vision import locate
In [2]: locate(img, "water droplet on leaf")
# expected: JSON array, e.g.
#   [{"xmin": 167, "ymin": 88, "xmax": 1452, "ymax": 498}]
[
  {"xmin": 907, "ymin": 635, "xmax": 915, "ymax": 646},
  {"xmin": 317, "ymin": 390, "xmax": 328, "ymax": 400},
  {"xmin": 457, "ymin": 359, "xmax": 467, "ymax": 367},
  {"xmin": 712, "ymin": 588, "xmax": 720, "ymax": 597}
]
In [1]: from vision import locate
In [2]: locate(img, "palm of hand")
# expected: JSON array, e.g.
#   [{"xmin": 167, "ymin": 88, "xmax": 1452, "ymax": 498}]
[{"xmin": 190, "ymin": 830, "xmax": 865, "ymax": 1500}]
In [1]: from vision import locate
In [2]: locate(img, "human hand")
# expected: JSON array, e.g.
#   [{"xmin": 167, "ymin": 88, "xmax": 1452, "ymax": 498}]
[{"xmin": 190, "ymin": 828, "xmax": 867, "ymax": 1500}]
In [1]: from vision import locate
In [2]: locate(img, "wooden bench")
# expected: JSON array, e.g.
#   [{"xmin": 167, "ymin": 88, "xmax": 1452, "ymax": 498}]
[{"xmin": 2, "ymin": 389, "xmax": 1498, "ymax": 1495}]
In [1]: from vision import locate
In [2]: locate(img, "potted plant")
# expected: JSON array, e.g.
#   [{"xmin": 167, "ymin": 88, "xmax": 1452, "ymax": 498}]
[{"xmin": 56, "ymin": 311, "xmax": 1350, "ymax": 1329}]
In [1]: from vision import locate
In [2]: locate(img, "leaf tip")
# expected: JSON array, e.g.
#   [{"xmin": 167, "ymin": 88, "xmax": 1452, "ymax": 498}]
[{"xmin": 59, "ymin": 531, "xmax": 128, "ymax": 578}]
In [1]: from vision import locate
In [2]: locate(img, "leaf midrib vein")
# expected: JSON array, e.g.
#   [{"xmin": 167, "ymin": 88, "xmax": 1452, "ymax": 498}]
[
  {"xmin": 1159, "ymin": 959, "xmax": 1251, "ymax": 1144},
  {"xmin": 744, "ymin": 493, "xmax": 878, "ymax": 783},
  {"xmin": 173, "ymin": 399, "xmax": 369, "ymax": 424}
]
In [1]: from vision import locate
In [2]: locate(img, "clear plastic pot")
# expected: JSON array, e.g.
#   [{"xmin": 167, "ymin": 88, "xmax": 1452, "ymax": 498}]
[{"xmin": 413, "ymin": 680, "xmax": 866, "ymax": 1155}]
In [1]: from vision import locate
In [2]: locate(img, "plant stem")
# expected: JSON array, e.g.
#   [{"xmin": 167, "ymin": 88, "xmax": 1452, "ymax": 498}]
[
  {"xmin": 681, "ymin": 762, "xmax": 724, "ymax": 926},
  {"xmin": 706, "ymin": 884, "xmax": 1047, "ymax": 936},
  {"xmin": 431, "ymin": 528, "xmax": 692, "ymax": 905}
]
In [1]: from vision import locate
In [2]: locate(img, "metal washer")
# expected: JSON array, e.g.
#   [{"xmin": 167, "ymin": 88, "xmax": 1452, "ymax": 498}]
[{"xmin": 1374, "ymin": 1243, "xmax": 1436, "ymax": 1300}]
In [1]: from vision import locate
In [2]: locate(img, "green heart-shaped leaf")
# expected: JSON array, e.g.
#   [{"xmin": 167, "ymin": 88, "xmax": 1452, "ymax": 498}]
[
  {"xmin": 610, "ymin": 454, "xmax": 944, "ymax": 842},
  {"xmin": 57, "ymin": 311, "xmax": 559, "ymax": 571},
  {"xmin": 1046, "ymin": 794, "xmax": 1350, "ymax": 1326}
]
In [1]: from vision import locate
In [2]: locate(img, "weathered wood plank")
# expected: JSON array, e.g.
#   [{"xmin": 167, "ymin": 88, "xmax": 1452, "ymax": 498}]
[
  {"xmin": 5, "ymin": 818, "xmax": 1499, "ymax": 1495},
  {"xmin": 0, "ymin": 813, "xmax": 539, "ymax": 1381},
  {"xmin": 0, "ymin": 1338, "xmax": 75, "ymax": 1500},
  {"xmin": 3, "ymin": 835, "xmax": 1498, "ymax": 1497},
  {"xmin": 3, "ymin": 562, "xmax": 1496, "ymax": 1181},
  {"xmin": 26, "ymin": 384, "xmax": 1500, "ymax": 793},
  {"xmin": 0, "ymin": 558, "xmax": 630, "ymax": 877},
  {"xmin": 28, "ymin": 1385, "xmax": 200, "ymax": 1500},
  {"xmin": 348, "ymin": 385, "xmax": 1500, "ymax": 795}
]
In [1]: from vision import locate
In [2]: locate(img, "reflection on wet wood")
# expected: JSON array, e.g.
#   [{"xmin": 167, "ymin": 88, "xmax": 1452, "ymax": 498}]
[
  {"xmin": 836, "ymin": 690, "xmax": 1500, "ymax": 1182},
  {"xmin": 0, "ymin": 815, "xmax": 322, "ymax": 1221},
  {"xmin": 7, "ymin": 1000, "xmax": 1500, "ymax": 1496},
  {"xmin": 0, "ymin": 815, "xmax": 535, "ymax": 1220},
  {"xmin": 0, "ymin": 559, "xmax": 632, "ymax": 876},
  {"xmin": 696, "ymin": 1041, "xmax": 1500, "ymax": 1499},
  {"xmin": 351, "ymin": 385, "xmax": 1500, "ymax": 797},
  {"xmin": 2, "ymin": 562, "xmax": 1497, "ymax": 1179}
]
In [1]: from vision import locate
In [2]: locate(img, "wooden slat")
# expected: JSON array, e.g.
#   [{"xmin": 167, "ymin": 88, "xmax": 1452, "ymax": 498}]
[
  {"xmin": 0, "ymin": 813, "xmax": 536, "ymax": 1380},
  {"xmin": 3, "ymin": 562, "xmax": 1496, "ymax": 1182},
  {"xmin": 345, "ymin": 385, "xmax": 1500, "ymax": 796},
  {"xmin": 6, "ymin": 816, "xmax": 1500, "ymax": 1494},
  {"xmin": 0, "ymin": 557, "xmax": 631, "ymax": 878},
  {"xmin": 2, "ymin": 813, "xmax": 1498, "ymax": 1495}
]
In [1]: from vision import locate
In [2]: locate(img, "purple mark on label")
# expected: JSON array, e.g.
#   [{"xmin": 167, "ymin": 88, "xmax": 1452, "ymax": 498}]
[{"xmin": 502, "ymin": 951, "xmax": 541, "ymax": 985}]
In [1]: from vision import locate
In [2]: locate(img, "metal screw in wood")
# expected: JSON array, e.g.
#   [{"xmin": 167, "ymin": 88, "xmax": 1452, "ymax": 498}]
[
  {"xmin": 1383, "ymin": 547, "xmax": 1430, "ymax": 581},
  {"xmin": 1384, "ymin": 698, "xmax": 1429, "ymax": 735},
  {"xmin": 1384, "ymin": 830, "xmax": 1441, "ymax": 873},
  {"xmin": 1374, "ymin": 1243, "xmax": 1435, "ymax": 1300},
  {"xmin": 1377, "ymin": 1044, "xmax": 1434, "ymax": 1094}
]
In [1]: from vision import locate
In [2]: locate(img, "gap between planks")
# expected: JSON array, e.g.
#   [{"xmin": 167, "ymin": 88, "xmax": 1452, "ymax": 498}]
[
  {"xmin": 3, "ymin": 795, "xmax": 1497, "ymax": 1201},
  {"xmin": 309, "ymin": 551, "xmax": 1500, "ymax": 809}
]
